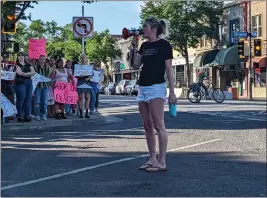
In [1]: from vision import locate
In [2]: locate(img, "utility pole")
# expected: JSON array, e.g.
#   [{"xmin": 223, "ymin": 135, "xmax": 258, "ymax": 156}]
[
  {"xmin": 82, "ymin": 4, "xmax": 85, "ymax": 55},
  {"xmin": 248, "ymin": 1, "xmax": 253, "ymax": 100}
]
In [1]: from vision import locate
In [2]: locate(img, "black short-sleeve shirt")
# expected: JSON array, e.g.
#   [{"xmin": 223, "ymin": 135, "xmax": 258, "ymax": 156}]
[{"xmin": 138, "ymin": 39, "xmax": 173, "ymax": 86}]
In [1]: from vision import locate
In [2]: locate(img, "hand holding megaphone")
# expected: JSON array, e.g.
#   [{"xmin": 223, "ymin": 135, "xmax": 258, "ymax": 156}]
[{"xmin": 122, "ymin": 28, "xmax": 143, "ymax": 40}]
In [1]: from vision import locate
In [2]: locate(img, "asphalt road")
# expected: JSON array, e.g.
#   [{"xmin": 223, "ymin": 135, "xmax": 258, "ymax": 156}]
[{"xmin": 1, "ymin": 95, "xmax": 266, "ymax": 197}]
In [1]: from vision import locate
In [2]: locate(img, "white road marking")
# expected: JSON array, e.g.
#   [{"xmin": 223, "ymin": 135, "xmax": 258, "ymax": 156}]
[
  {"xmin": 1, "ymin": 139, "xmax": 221, "ymax": 191},
  {"xmin": 186, "ymin": 111, "xmax": 266, "ymax": 122}
]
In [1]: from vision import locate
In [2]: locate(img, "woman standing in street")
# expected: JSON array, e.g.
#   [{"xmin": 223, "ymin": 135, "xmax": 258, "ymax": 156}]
[
  {"xmin": 33, "ymin": 55, "xmax": 50, "ymax": 121},
  {"xmin": 14, "ymin": 52, "xmax": 36, "ymax": 122},
  {"xmin": 135, "ymin": 16, "xmax": 176, "ymax": 172},
  {"xmin": 76, "ymin": 54, "xmax": 92, "ymax": 118}
]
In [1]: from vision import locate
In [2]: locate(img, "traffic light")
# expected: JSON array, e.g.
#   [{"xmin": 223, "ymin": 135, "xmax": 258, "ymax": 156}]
[
  {"xmin": 2, "ymin": 14, "xmax": 17, "ymax": 34},
  {"xmin": 237, "ymin": 39, "xmax": 245, "ymax": 58},
  {"xmin": 254, "ymin": 39, "xmax": 262, "ymax": 57}
]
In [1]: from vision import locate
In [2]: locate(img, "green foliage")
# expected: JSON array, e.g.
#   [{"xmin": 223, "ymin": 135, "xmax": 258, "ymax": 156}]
[
  {"xmin": 1, "ymin": 1, "xmax": 38, "ymax": 25},
  {"xmin": 139, "ymin": 1, "xmax": 224, "ymax": 86},
  {"xmin": 86, "ymin": 29, "xmax": 122, "ymax": 64}
]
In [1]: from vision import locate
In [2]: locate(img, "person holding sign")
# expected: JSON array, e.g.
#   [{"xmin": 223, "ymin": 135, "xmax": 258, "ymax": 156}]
[
  {"xmin": 15, "ymin": 52, "xmax": 36, "ymax": 123},
  {"xmin": 89, "ymin": 62, "xmax": 101, "ymax": 114},
  {"xmin": 33, "ymin": 55, "xmax": 50, "ymax": 121},
  {"xmin": 76, "ymin": 55, "xmax": 92, "ymax": 118},
  {"xmin": 51, "ymin": 58, "xmax": 74, "ymax": 119}
]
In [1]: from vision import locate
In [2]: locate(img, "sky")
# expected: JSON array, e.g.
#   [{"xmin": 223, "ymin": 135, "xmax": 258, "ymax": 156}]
[{"xmin": 24, "ymin": 1, "xmax": 143, "ymax": 35}]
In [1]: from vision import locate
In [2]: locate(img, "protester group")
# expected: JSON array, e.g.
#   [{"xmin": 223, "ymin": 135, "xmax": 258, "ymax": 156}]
[{"xmin": 1, "ymin": 52, "xmax": 103, "ymax": 124}]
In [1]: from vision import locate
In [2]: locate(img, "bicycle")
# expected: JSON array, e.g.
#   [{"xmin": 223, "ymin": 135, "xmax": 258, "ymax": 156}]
[{"xmin": 187, "ymin": 78, "xmax": 225, "ymax": 104}]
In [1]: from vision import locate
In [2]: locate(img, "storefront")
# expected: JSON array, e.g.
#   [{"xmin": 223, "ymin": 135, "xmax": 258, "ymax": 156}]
[
  {"xmin": 112, "ymin": 69, "xmax": 141, "ymax": 84},
  {"xmin": 193, "ymin": 49, "xmax": 219, "ymax": 84},
  {"xmin": 252, "ymin": 56, "xmax": 267, "ymax": 98},
  {"xmin": 213, "ymin": 45, "xmax": 245, "ymax": 98},
  {"xmin": 172, "ymin": 56, "xmax": 195, "ymax": 86}
]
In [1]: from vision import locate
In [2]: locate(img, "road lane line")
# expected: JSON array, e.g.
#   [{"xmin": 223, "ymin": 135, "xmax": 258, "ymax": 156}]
[{"xmin": 1, "ymin": 139, "xmax": 221, "ymax": 191}]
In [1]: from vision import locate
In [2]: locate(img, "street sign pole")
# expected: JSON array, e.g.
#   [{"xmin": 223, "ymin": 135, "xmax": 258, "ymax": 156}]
[
  {"xmin": 248, "ymin": 1, "xmax": 253, "ymax": 100},
  {"xmin": 82, "ymin": 5, "xmax": 85, "ymax": 55}
]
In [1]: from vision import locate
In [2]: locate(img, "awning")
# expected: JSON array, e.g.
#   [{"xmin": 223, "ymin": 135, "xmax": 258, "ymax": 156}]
[
  {"xmin": 193, "ymin": 49, "xmax": 219, "ymax": 68},
  {"xmin": 213, "ymin": 45, "xmax": 241, "ymax": 66},
  {"xmin": 252, "ymin": 57, "xmax": 267, "ymax": 67}
]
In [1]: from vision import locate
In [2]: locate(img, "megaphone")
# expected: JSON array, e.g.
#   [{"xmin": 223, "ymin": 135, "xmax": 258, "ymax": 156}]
[{"xmin": 122, "ymin": 28, "xmax": 143, "ymax": 40}]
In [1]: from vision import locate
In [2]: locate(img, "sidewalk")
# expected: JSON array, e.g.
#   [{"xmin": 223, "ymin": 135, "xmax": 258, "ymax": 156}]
[{"xmin": 1, "ymin": 114, "xmax": 123, "ymax": 133}]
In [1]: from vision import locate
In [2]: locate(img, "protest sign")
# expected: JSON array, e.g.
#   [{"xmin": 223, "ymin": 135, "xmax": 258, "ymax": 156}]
[
  {"xmin": 91, "ymin": 70, "xmax": 101, "ymax": 83},
  {"xmin": 54, "ymin": 82, "xmax": 78, "ymax": 104},
  {"xmin": 1, "ymin": 93, "xmax": 17, "ymax": 117},
  {"xmin": 31, "ymin": 73, "xmax": 52, "ymax": 93},
  {"xmin": 74, "ymin": 64, "xmax": 93, "ymax": 76},
  {"xmin": 28, "ymin": 38, "xmax": 47, "ymax": 59},
  {"xmin": 1, "ymin": 71, "xmax": 16, "ymax": 80},
  {"xmin": 48, "ymin": 86, "xmax": 55, "ymax": 105}
]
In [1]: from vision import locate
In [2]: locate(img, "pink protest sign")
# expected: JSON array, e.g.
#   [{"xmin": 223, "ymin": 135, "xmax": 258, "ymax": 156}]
[
  {"xmin": 54, "ymin": 82, "xmax": 78, "ymax": 104},
  {"xmin": 28, "ymin": 38, "xmax": 47, "ymax": 59}
]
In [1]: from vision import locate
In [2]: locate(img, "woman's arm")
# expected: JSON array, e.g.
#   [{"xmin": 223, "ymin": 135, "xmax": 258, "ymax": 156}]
[
  {"xmin": 25, "ymin": 66, "xmax": 36, "ymax": 77},
  {"xmin": 16, "ymin": 66, "xmax": 28, "ymax": 77},
  {"xmin": 165, "ymin": 59, "xmax": 175, "ymax": 94}
]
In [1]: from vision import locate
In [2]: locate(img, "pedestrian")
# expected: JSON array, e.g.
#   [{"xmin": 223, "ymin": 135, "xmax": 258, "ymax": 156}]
[
  {"xmin": 47, "ymin": 57, "xmax": 56, "ymax": 118},
  {"xmin": 33, "ymin": 55, "xmax": 50, "ymax": 121},
  {"xmin": 76, "ymin": 54, "xmax": 91, "ymax": 118},
  {"xmin": 14, "ymin": 52, "xmax": 36, "ymax": 123},
  {"xmin": 52, "ymin": 58, "xmax": 73, "ymax": 119},
  {"xmin": 1, "ymin": 52, "xmax": 16, "ymax": 122},
  {"xmin": 90, "ymin": 61, "xmax": 101, "ymax": 114},
  {"xmin": 64, "ymin": 60, "xmax": 76, "ymax": 115},
  {"xmin": 136, "ymin": 16, "xmax": 176, "ymax": 172}
]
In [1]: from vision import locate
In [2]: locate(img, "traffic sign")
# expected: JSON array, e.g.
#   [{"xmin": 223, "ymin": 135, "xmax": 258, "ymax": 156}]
[
  {"xmin": 234, "ymin": 32, "xmax": 248, "ymax": 38},
  {"xmin": 73, "ymin": 17, "xmax": 93, "ymax": 38},
  {"xmin": 251, "ymin": 31, "xmax": 257, "ymax": 38}
]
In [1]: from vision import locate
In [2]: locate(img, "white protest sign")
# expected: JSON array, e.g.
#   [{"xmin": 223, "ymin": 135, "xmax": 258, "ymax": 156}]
[
  {"xmin": 91, "ymin": 70, "xmax": 101, "ymax": 83},
  {"xmin": 1, "ymin": 93, "xmax": 17, "ymax": 117},
  {"xmin": 31, "ymin": 73, "xmax": 52, "ymax": 93},
  {"xmin": 77, "ymin": 83, "xmax": 92, "ymax": 89},
  {"xmin": 1, "ymin": 71, "xmax": 16, "ymax": 80},
  {"xmin": 74, "ymin": 64, "xmax": 93, "ymax": 76}
]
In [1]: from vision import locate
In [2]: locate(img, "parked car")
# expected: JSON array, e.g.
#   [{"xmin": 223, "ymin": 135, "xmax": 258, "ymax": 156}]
[
  {"xmin": 126, "ymin": 80, "xmax": 138, "ymax": 96},
  {"xmin": 104, "ymin": 83, "xmax": 116, "ymax": 95},
  {"xmin": 115, "ymin": 80, "xmax": 131, "ymax": 95}
]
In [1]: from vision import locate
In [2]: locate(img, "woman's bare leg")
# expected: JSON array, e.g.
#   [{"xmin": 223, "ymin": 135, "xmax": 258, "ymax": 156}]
[
  {"xmin": 138, "ymin": 102, "xmax": 157, "ymax": 167},
  {"xmin": 148, "ymin": 98, "xmax": 168, "ymax": 168}
]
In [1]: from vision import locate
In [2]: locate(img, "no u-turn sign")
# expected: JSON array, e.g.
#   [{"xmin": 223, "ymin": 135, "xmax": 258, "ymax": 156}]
[{"xmin": 73, "ymin": 17, "xmax": 94, "ymax": 38}]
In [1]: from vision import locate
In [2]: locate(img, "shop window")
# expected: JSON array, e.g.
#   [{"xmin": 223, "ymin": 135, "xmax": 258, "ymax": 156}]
[
  {"xmin": 252, "ymin": 15, "xmax": 262, "ymax": 38},
  {"xmin": 254, "ymin": 67, "xmax": 266, "ymax": 87}
]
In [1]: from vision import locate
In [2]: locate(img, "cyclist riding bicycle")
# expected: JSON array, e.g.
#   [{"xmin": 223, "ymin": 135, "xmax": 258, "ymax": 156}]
[{"xmin": 198, "ymin": 71, "xmax": 210, "ymax": 99}]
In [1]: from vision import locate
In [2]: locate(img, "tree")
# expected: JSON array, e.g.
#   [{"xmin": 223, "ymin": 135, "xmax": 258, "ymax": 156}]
[
  {"xmin": 140, "ymin": 1, "xmax": 224, "ymax": 87},
  {"xmin": 85, "ymin": 30, "xmax": 122, "ymax": 81},
  {"xmin": 1, "ymin": 1, "xmax": 95, "ymax": 26}
]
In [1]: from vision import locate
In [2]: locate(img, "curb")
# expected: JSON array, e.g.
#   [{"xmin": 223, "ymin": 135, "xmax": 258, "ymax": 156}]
[{"xmin": 1, "ymin": 115, "xmax": 124, "ymax": 133}]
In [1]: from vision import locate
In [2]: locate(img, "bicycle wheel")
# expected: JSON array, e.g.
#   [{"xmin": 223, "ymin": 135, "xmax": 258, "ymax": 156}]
[
  {"xmin": 212, "ymin": 88, "xmax": 225, "ymax": 103},
  {"xmin": 187, "ymin": 88, "xmax": 201, "ymax": 103}
]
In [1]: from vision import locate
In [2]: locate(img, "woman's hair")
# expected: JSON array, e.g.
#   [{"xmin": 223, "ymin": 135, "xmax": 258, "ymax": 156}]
[
  {"xmin": 65, "ymin": 60, "xmax": 71, "ymax": 67},
  {"xmin": 16, "ymin": 52, "xmax": 25, "ymax": 65},
  {"xmin": 56, "ymin": 58, "xmax": 63, "ymax": 68},
  {"xmin": 144, "ymin": 16, "xmax": 169, "ymax": 38}
]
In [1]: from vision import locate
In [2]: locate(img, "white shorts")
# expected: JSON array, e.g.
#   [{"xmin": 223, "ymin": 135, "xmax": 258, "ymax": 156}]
[{"xmin": 136, "ymin": 83, "xmax": 167, "ymax": 103}]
